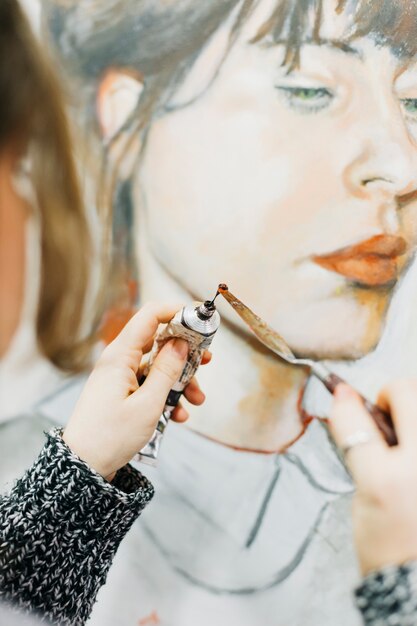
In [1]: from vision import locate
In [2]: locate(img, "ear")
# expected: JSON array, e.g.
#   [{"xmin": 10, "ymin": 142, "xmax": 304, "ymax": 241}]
[{"xmin": 97, "ymin": 68, "xmax": 144, "ymax": 142}]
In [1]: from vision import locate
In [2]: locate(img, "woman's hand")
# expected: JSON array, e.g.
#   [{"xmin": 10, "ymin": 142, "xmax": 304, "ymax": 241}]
[
  {"xmin": 63, "ymin": 302, "xmax": 209, "ymax": 479},
  {"xmin": 330, "ymin": 381, "xmax": 417, "ymax": 575}
]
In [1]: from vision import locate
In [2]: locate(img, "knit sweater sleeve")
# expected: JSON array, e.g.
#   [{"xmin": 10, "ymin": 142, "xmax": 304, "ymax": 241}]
[
  {"xmin": 0, "ymin": 428, "xmax": 154, "ymax": 626},
  {"xmin": 355, "ymin": 562, "xmax": 417, "ymax": 625}
]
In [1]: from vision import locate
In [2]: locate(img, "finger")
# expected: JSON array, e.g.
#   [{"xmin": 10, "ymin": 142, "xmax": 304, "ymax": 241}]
[
  {"xmin": 377, "ymin": 379, "xmax": 417, "ymax": 445},
  {"xmin": 141, "ymin": 337, "xmax": 155, "ymax": 355},
  {"xmin": 137, "ymin": 357, "xmax": 202, "ymax": 397},
  {"xmin": 172, "ymin": 404, "xmax": 189, "ymax": 423},
  {"xmin": 201, "ymin": 351, "xmax": 212, "ymax": 365},
  {"xmin": 329, "ymin": 384, "xmax": 387, "ymax": 482},
  {"xmin": 140, "ymin": 338, "xmax": 188, "ymax": 407},
  {"xmin": 183, "ymin": 378, "xmax": 206, "ymax": 405},
  {"xmin": 103, "ymin": 302, "xmax": 184, "ymax": 362}
]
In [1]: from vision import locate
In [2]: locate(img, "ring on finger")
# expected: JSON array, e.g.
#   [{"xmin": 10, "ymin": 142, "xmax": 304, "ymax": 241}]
[{"xmin": 340, "ymin": 430, "xmax": 376, "ymax": 456}]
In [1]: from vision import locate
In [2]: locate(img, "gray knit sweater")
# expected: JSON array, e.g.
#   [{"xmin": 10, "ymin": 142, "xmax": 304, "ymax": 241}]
[
  {"xmin": 356, "ymin": 562, "xmax": 417, "ymax": 625},
  {"xmin": 0, "ymin": 430, "xmax": 416, "ymax": 625},
  {"xmin": 0, "ymin": 429, "xmax": 154, "ymax": 625}
]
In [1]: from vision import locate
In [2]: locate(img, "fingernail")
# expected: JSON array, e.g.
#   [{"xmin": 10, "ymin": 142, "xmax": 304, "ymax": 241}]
[
  {"xmin": 334, "ymin": 384, "xmax": 355, "ymax": 400},
  {"xmin": 172, "ymin": 338, "xmax": 189, "ymax": 358}
]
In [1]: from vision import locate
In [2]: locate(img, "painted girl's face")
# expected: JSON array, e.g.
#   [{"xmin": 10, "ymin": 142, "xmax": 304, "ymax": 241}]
[{"xmin": 137, "ymin": 0, "xmax": 417, "ymax": 359}]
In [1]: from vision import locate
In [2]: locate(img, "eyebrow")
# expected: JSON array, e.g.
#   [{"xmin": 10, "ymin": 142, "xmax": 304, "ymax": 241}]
[
  {"xmin": 255, "ymin": 36, "xmax": 364, "ymax": 61},
  {"xmin": 316, "ymin": 38, "xmax": 364, "ymax": 60}
]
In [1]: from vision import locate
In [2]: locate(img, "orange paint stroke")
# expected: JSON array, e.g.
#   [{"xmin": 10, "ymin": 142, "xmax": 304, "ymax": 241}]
[{"xmin": 138, "ymin": 611, "xmax": 160, "ymax": 626}]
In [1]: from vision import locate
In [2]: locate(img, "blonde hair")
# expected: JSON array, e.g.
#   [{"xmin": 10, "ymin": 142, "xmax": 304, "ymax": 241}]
[{"xmin": 0, "ymin": 1, "xmax": 94, "ymax": 371}]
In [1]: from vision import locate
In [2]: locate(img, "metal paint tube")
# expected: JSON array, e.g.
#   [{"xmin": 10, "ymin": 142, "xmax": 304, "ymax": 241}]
[{"xmin": 134, "ymin": 299, "xmax": 221, "ymax": 466}]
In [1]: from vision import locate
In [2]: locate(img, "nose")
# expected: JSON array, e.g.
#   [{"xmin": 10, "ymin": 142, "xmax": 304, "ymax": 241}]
[{"xmin": 345, "ymin": 113, "xmax": 417, "ymax": 200}]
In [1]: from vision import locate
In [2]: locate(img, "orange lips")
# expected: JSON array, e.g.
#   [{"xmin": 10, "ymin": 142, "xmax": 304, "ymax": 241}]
[{"xmin": 312, "ymin": 235, "xmax": 407, "ymax": 287}]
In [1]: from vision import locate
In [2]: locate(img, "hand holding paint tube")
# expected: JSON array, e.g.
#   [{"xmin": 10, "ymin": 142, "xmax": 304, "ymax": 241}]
[
  {"xmin": 135, "ymin": 293, "xmax": 221, "ymax": 465},
  {"xmin": 63, "ymin": 302, "xmax": 212, "ymax": 479}
]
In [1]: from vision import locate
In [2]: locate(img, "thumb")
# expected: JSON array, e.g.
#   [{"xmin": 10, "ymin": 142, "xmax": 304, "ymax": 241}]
[{"xmin": 141, "ymin": 338, "xmax": 189, "ymax": 404}]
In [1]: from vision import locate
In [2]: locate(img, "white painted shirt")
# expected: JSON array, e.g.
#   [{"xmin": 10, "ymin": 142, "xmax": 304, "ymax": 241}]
[{"xmin": 86, "ymin": 419, "xmax": 361, "ymax": 626}]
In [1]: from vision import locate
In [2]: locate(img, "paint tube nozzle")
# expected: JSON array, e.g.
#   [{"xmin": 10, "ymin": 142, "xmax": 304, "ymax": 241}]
[{"xmin": 196, "ymin": 286, "xmax": 225, "ymax": 320}]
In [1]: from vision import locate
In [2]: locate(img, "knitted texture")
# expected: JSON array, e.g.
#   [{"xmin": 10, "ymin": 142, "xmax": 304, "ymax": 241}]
[
  {"xmin": 0, "ymin": 429, "xmax": 154, "ymax": 625},
  {"xmin": 355, "ymin": 562, "xmax": 417, "ymax": 625}
]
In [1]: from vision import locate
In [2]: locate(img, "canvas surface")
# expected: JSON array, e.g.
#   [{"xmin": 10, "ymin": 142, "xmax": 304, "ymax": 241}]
[{"xmin": 6, "ymin": 1, "xmax": 417, "ymax": 624}]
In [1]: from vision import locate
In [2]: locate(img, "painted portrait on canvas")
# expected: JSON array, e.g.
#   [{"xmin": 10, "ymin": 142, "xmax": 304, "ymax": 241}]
[{"xmin": 39, "ymin": 0, "xmax": 417, "ymax": 624}]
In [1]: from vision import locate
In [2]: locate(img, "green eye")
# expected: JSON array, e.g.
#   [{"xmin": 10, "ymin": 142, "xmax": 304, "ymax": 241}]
[
  {"xmin": 286, "ymin": 87, "xmax": 329, "ymax": 100},
  {"xmin": 276, "ymin": 86, "xmax": 334, "ymax": 113},
  {"xmin": 402, "ymin": 98, "xmax": 417, "ymax": 115}
]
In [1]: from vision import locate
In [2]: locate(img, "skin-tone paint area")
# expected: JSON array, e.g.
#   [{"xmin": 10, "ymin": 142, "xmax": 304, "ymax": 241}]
[
  {"xmin": 0, "ymin": 150, "xmax": 27, "ymax": 358},
  {"xmin": 109, "ymin": 0, "xmax": 417, "ymax": 449}
]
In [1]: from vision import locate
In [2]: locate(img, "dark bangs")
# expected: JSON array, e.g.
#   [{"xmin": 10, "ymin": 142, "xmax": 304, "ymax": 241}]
[
  {"xmin": 44, "ymin": 0, "xmax": 417, "ymax": 98},
  {"xmin": 345, "ymin": 0, "xmax": 417, "ymax": 57},
  {"xmin": 251, "ymin": 0, "xmax": 417, "ymax": 69}
]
